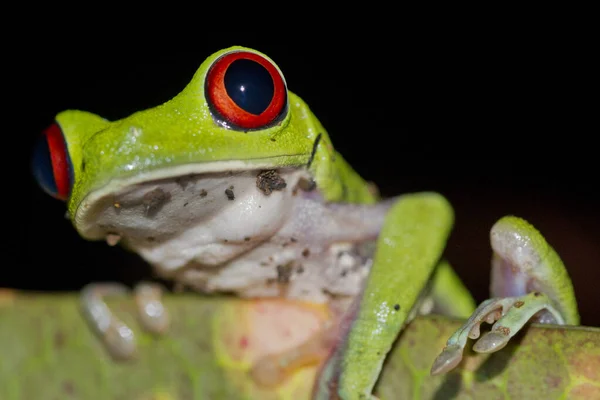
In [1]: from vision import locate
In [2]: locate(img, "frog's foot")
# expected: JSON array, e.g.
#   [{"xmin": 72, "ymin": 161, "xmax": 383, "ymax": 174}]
[
  {"xmin": 431, "ymin": 216, "xmax": 578, "ymax": 375},
  {"xmin": 80, "ymin": 282, "xmax": 169, "ymax": 360},
  {"xmin": 250, "ymin": 322, "xmax": 335, "ymax": 388},
  {"xmin": 430, "ymin": 292, "xmax": 563, "ymax": 375}
]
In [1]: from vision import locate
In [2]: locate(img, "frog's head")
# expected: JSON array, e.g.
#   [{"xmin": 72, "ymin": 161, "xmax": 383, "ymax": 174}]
[{"xmin": 33, "ymin": 46, "xmax": 372, "ymax": 240}]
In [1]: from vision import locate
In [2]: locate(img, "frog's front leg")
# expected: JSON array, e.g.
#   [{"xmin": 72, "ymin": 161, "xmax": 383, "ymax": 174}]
[
  {"xmin": 313, "ymin": 192, "xmax": 456, "ymax": 400},
  {"xmin": 81, "ymin": 282, "xmax": 169, "ymax": 360},
  {"xmin": 430, "ymin": 216, "xmax": 580, "ymax": 375}
]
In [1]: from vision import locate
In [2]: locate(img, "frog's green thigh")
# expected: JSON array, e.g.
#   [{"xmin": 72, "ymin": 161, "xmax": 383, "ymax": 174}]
[
  {"xmin": 314, "ymin": 192, "xmax": 455, "ymax": 400},
  {"xmin": 431, "ymin": 215, "xmax": 580, "ymax": 375},
  {"xmin": 80, "ymin": 282, "xmax": 169, "ymax": 360}
]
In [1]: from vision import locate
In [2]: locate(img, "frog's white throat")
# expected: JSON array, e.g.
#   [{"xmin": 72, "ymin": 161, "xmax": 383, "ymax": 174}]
[
  {"xmin": 79, "ymin": 166, "xmax": 307, "ymax": 249},
  {"xmin": 77, "ymin": 167, "xmax": 388, "ymax": 303}
]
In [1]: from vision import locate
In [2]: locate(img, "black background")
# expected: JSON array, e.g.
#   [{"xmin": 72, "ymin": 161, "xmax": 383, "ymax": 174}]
[{"xmin": 7, "ymin": 31, "xmax": 598, "ymax": 326}]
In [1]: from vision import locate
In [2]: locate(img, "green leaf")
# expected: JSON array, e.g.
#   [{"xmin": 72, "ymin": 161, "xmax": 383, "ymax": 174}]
[{"xmin": 1, "ymin": 292, "xmax": 598, "ymax": 399}]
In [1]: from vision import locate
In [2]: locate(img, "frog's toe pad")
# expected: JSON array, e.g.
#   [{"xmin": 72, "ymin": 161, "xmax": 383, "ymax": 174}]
[
  {"xmin": 103, "ymin": 320, "xmax": 137, "ymax": 360},
  {"xmin": 134, "ymin": 282, "xmax": 169, "ymax": 335},
  {"xmin": 430, "ymin": 344, "xmax": 464, "ymax": 375},
  {"xmin": 472, "ymin": 331, "xmax": 510, "ymax": 353},
  {"xmin": 81, "ymin": 283, "xmax": 138, "ymax": 360}
]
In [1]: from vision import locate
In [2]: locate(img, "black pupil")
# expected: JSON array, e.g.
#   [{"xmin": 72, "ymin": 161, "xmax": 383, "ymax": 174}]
[
  {"xmin": 224, "ymin": 59, "xmax": 274, "ymax": 115},
  {"xmin": 32, "ymin": 134, "xmax": 57, "ymax": 193}
]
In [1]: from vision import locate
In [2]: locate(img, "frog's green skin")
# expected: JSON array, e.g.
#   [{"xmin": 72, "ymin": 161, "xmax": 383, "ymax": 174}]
[
  {"xmin": 41, "ymin": 46, "xmax": 579, "ymax": 400},
  {"xmin": 59, "ymin": 48, "xmax": 372, "ymax": 231},
  {"xmin": 315, "ymin": 214, "xmax": 580, "ymax": 399}
]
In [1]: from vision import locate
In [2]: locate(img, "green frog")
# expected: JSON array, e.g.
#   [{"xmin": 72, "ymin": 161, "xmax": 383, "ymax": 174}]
[{"xmin": 32, "ymin": 46, "xmax": 579, "ymax": 399}]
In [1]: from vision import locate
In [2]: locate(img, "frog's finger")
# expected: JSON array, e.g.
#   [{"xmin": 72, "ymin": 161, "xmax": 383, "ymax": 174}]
[
  {"xmin": 81, "ymin": 282, "xmax": 171, "ymax": 360},
  {"xmin": 473, "ymin": 292, "xmax": 564, "ymax": 353},
  {"xmin": 81, "ymin": 283, "xmax": 137, "ymax": 360},
  {"xmin": 430, "ymin": 298, "xmax": 501, "ymax": 375},
  {"xmin": 134, "ymin": 282, "xmax": 170, "ymax": 335},
  {"xmin": 430, "ymin": 292, "xmax": 565, "ymax": 375}
]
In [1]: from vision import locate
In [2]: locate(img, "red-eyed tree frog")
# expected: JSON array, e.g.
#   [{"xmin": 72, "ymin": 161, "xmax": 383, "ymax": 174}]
[{"xmin": 32, "ymin": 46, "xmax": 579, "ymax": 399}]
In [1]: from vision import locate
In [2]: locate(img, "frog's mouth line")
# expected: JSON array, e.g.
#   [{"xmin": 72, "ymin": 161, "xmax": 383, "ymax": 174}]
[{"xmin": 72, "ymin": 155, "xmax": 311, "ymax": 233}]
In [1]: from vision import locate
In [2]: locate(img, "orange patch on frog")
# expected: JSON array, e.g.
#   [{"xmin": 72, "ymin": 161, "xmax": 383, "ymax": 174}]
[
  {"xmin": 216, "ymin": 299, "xmax": 330, "ymax": 365},
  {"xmin": 213, "ymin": 299, "xmax": 332, "ymax": 398}
]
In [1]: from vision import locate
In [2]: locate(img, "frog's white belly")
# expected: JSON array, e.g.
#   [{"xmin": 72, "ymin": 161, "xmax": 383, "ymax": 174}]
[{"xmin": 86, "ymin": 168, "xmax": 389, "ymax": 303}]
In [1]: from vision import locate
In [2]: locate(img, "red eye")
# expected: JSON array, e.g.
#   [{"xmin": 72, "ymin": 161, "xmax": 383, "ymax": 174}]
[
  {"xmin": 205, "ymin": 51, "xmax": 288, "ymax": 130},
  {"xmin": 32, "ymin": 122, "xmax": 73, "ymax": 200}
]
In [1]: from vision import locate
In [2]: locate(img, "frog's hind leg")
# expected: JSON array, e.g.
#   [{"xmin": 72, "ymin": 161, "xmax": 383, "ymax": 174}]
[
  {"xmin": 81, "ymin": 282, "xmax": 169, "ymax": 360},
  {"xmin": 431, "ymin": 216, "xmax": 579, "ymax": 375}
]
